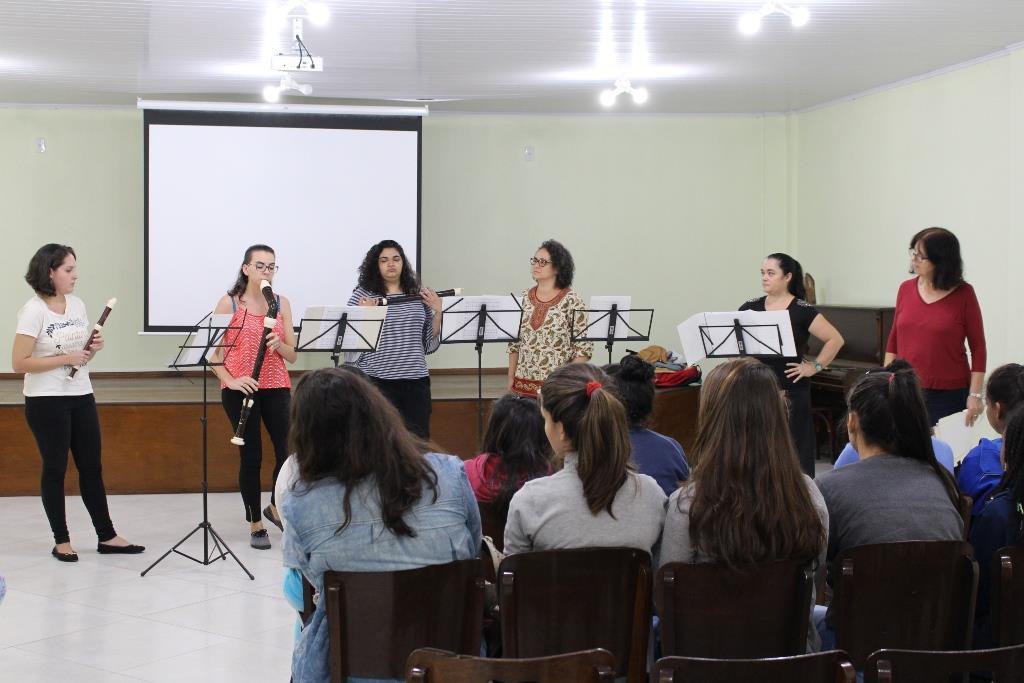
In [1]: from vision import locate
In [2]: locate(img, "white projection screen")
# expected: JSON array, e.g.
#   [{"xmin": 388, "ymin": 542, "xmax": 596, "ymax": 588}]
[{"xmin": 144, "ymin": 110, "xmax": 421, "ymax": 331}]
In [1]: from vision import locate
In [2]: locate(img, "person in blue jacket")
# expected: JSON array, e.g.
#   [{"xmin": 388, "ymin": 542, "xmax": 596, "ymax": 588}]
[
  {"xmin": 969, "ymin": 406, "xmax": 1024, "ymax": 649},
  {"xmin": 957, "ymin": 363, "xmax": 1024, "ymax": 516}
]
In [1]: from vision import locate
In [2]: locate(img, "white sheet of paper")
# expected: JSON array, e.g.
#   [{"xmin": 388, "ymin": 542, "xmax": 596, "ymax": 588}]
[
  {"xmin": 298, "ymin": 305, "xmax": 387, "ymax": 351},
  {"xmin": 441, "ymin": 295, "xmax": 522, "ymax": 342},
  {"xmin": 586, "ymin": 296, "xmax": 632, "ymax": 340},
  {"xmin": 677, "ymin": 310, "xmax": 797, "ymax": 365}
]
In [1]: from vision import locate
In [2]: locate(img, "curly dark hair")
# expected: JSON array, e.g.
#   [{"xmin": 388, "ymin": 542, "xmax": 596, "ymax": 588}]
[
  {"xmin": 25, "ymin": 244, "xmax": 76, "ymax": 296},
  {"xmin": 357, "ymin": 240, "xmax": 419, "ymax": 296},
  {"xmin": 539, "ymin": 239, "xmax": 575, "ymax": 289},
  {"xmin": 604, "ymin": 354, "xmax": 656, "ymax": 428},
  {"xmin": 910, "ymin": 227, "xmax": 964, "ymax": 291}
]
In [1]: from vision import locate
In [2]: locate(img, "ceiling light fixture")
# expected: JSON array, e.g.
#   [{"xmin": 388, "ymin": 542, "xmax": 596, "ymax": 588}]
[
  {"xmin": 738, "ymin": 2, "xmax": 810, "ymax": 36},
  {"xmin": 599, "ymin": 77, "xmax": 649, "ymax": 107},
  {"xmin": 262, "ymin": 74, "xmax": 314, "ymax": 102},
  {"xmin": 266, "ymin": 0, "xmax": 329, "ymax": 29}
]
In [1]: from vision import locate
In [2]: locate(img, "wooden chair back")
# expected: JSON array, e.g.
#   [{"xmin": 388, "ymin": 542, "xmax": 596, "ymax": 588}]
[
  {"xmin": 993, "ymin": 545, "xmax": 1024, "ymax": 646},
  {"xmin": 655, "ymin": 559, "xmax": 813, "ymax": 659},
  {"xmin": 651, "ymin": 650, "xmax": 856, "ymax": 683},
  {"xmin": 832, "ymin": 540, "xmax": 977, "ymax": 669},
  {"xmin": 323, "ymin": 558, "xmax": 484, "ymax": 681},
  {"xmin": 406, "ymin": 647, "xmax": 617, "ymax": 682},
  {"xmin": 864, "ymin": 644, "xmax": 1024, "ymax": 682},
  {"xmin": 498, "ymin": 547, "xmax": 652, "ymax": 683}
]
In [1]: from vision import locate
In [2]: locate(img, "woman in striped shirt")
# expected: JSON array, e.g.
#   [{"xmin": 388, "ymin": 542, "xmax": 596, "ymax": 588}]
[{"xmin": 348, "ymin": 240, "xmax": 442, "ymax": 438}]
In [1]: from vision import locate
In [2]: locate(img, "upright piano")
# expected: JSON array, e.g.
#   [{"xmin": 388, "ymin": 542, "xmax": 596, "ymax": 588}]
[{"xmin": 807, "ymin": 305, "xmax": 895, "ymax": 457}]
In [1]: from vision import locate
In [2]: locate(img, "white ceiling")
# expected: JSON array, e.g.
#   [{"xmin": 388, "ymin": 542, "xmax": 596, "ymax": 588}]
[{"xmin": 1, "ymin": 0, "xmax": 1023, "ymax": 114}]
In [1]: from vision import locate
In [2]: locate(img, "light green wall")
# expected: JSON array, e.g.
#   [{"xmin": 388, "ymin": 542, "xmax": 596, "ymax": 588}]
[
  {"xmin": 794, "ymin": 49, "xmax": 1022, "ymax": 376},
  {"xmin": 2, "ymin": 110, "xmax": 789, "ymax": 371},
  {"xmin": 4, "ymin": 45, "xmax": 1020, "ymax": 375}
]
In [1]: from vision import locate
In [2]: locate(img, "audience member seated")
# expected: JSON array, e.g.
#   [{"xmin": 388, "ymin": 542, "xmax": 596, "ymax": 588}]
[
  {"xmin": 279, "ymin": 367, "xmax": 482, "ymax": 683},
  {"xmin": 464, "ymin": 393, "xmax": 552, "ymax": 515},
  {"xmin": 605, "ymin": 354, "xmax": 690, "ymax": 496},
  {"xmin": 969, "ymin": 406, "xmax": 1024, "ymax": 649},
  {"xmin": 503, "ymin": 363, "xmax": 667, "ymax": 556},
  {"xmin": 834, "ymin": 435, "xmax": 955, "ymax": 473},
  {"xmin": 958, "ymin": 363, "xmax": 1024, "ymax": 517},
  {"xmin": 813, "ymin": 360, "xmax": 964, "ymax": 650},
  {"xmin": 660, "ymin": 357, "xmax": 828, "ymax": 651}
]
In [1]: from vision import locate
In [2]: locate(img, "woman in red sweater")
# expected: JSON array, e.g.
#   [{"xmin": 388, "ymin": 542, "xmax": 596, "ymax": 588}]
[{"xmin": 884, "ymin": 227, "xmax": 986, "ymax": 427}]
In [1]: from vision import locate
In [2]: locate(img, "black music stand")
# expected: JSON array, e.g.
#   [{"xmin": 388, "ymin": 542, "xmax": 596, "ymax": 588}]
[
  {"xmin": 677, "ymin": 310, "xmax": 795, "ymax": 363},
  {"xmin": 572, "ymin": 301, "xmax": 654, "ymax": 365},
  {"xmin": 295, "ymin": 304, "xmax": 386, "ymax": 366},
  {"xmin": 439, "ymin": 295, "xmax": 524, "ymax": 440},
  {"xmin": 142, "ymin": 312, "xmax": 253, "ymax": 580}
]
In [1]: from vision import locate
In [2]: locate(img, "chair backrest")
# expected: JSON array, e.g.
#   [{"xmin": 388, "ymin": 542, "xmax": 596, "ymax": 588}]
[
  {"xmin": 655, "ymin": 559, "xmax": 813, "ymax": 659},
  {"xmin": 864, "ymin": 644, "xmax": 1024, "ymax": 683},
  {"xmin": 959, "ymin": 494, "xmax": 974, "ymax": 540},
  {"xmin": 499, "ymin": 547, "xmax": 652, "ymax": 683},
  {"xmin": 833, "ymin": 540, "xmax": 978, "ymax": 669},
  {"xmin": 993, "ymin": 545, "xmax": 1024, "ymax": 646},
  {"xmin": 651, "ymin": 650, "xmax": 856, "ymax": 683},
  {"xmin": 323, "ymin": 558, "xmax": 484, "ymax": 681},
  {"xmin": 300, "ymin": 575, "xmax": 316, "ymax": 626},
  {"xmin": 406, "ymin": 647, "xmax": 617, "ymax": 682},
  {"xmin": 477, "ymin": 501, "xmax": 506, "ymax": 552}
]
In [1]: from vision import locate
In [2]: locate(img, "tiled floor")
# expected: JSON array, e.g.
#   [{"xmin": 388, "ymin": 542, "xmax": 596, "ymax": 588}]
[{"xmin": 0, "ymin": 493, "xmax": 296, "ymax": 682}]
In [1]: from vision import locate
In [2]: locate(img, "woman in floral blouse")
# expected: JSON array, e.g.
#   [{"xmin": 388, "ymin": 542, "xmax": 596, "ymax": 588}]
[{"xmin": 508, "ymin": 240, "xmax": 592, "ymax": 396}]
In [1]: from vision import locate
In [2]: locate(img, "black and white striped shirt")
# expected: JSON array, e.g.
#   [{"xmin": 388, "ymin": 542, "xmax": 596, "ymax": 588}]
[{"xmin": 347, "ymin": 286, "xmax": 440, "ymax": 380}]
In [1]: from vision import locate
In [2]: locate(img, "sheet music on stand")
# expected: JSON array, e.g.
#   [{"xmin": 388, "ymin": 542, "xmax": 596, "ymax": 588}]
[
  {"xmin": 572, "ymin": 295, "xmax": 654, "ymax": 364},
  {"xmin": 296, "ymin": 305, "xmax": 387, "ymax": 367},
  {"xmin": 168, "ymin": 313, "xmax": 237, "ymax": 369},
  {"xmin": 676, "ymin": 310, "xmax": 796, "ymax": 365}
]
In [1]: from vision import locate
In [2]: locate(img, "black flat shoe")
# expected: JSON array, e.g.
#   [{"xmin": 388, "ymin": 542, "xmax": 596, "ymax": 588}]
[
  {"xmin": 52, "ymin": 546, "xmax": 79, "ymax": 562},
  {"xmin": 263, "ymin": 505, "xmax": 283, "ymax": 532},
  {"xmin": 97, "ymin": 542, "xmax": 146, "ymax": 554}
]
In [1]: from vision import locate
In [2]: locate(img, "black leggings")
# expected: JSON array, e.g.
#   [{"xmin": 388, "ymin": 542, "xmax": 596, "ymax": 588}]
[
  {"xmin": 370, "ymin": 376, "xmax": 432, "ymax": 439},
  {"xmin": 222, "ymin": 387, "xmax": 290, "ymax": 523},
  {"xmin": 24, "ymin": 394, "xmax": 116, "ymax": 545},
  {"xmin": 787, "ymin": 388, "xmax": 817, "ymax": 477}
]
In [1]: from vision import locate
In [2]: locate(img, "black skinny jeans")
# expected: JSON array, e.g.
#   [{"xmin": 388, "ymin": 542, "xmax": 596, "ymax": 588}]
[
  {"xmin": 370, "ymin": 376, "xmax": 432, "ymax": 439},
  {"xmin": 221, "ymin": 387, "xmax": 290, "ymax": 523},
  {"xmin": 24, "ymin": 394, "xmax": 117, "ymax": 545}
]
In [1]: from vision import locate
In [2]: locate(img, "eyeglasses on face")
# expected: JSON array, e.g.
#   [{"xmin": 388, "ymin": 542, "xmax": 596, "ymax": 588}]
[
  {"xmin": 249, "ymin": 261, "xmax": 279, "ymax": 273},
  {"xmin": 530, "ymin": 257, "xmax": 552, "ymax": 267},
  {"xmin": 908, "ymin": 249, "xmax": 929, "ymax": 262}
]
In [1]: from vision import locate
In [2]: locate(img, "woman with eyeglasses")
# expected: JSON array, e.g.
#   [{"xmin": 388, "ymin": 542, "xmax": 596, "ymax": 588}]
[
  {"xmin": 507, "ymin": 240, "xmax": 592, "ymax": 397},
  {"xmin": 884, "ymin": 227, "xmax": 986, "ymax": 426},
  {"xmin": 210, "ymin": 244, "xmax": 297, "ymax": 549},
  {"xmin": 739, "ymin": 253, "xmax": 844, "ymax": 476},
  {"xmin": 349, "ymin": 239, "xmax": 442, "ymax": 438}
]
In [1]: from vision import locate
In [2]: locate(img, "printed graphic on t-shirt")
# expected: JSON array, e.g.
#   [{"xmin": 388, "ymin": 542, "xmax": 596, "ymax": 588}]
[{"xmin": 44, "ymin": 318, "xmax": 88, "ymax": 370}]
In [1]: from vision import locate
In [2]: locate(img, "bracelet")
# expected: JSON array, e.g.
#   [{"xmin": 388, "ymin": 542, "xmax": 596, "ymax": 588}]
[{"xmin": 969, "ymin": 392, "xmax": 984, "ymax": 400}]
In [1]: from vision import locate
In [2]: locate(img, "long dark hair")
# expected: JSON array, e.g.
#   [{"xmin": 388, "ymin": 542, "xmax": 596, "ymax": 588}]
[
  {"xmin": 766, "ymin": 252, "xmax": 807, "ymax": 300},
  {"xmin": 357, "ymin": 239, "xmax": 419, "ymax": 296},
  {"xmin": 540, "ymin": 363, "xmax": 633, "ymax": 516},
  {"xmin": 910, "ymin": 227, "xmax": 964, "ymax": 290},
  {"xmin": 25, "ymin": 244, "xmax": 76, "ymax": 296},
  {"xmin": 539, "ymin": 239, "xmax": 575, "ymax": 289},
  {"xmin": 288, "ymin": 367, "xmax": 438, "ymax": 537},
  {"xmin": 227, "ymin": 244, "xmax": 274, "ymax": 298},
  {"xmin": 986, "ymin": 364, "xmax": 1024, "ymax": 427},
  {"xmin": 846, "ymin": 359, "xmax": 960, "ymax": 510},
  {"xmin": 993, "ymin": 407, "xmax": 1024, "ymax": 543},
  {"xmin": 686, "ymin": 358, "xmax": 823, "ymax": 569},
  {"xmin": 604, "ymin": 354, "xmax": 656, "ymax": 428},
  {"xmin": 480, "ymin": 394, "xmax": 552, "ymax": 515}
]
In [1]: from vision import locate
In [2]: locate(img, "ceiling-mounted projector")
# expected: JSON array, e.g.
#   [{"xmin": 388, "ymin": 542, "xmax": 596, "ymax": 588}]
[{"xmin": 271, "ymin": 54, "xmax": 324, "ymax": 72}]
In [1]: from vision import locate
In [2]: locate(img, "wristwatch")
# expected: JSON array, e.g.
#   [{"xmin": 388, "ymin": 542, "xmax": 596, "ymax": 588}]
[{"xmin": 813, "ymin": 361, "xmax": 824, "ymax": 373}]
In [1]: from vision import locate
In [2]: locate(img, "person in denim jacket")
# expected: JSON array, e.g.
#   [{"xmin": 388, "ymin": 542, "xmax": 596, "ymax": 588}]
[{"xmin": 280, "ymin": 368, "xmax": 482, "ymax": 683}]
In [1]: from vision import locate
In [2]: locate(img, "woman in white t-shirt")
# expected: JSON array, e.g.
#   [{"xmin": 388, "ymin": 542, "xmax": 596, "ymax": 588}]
[{"xmin": 12, "ymin": 244, "xmax": 144, "ymax": 562}]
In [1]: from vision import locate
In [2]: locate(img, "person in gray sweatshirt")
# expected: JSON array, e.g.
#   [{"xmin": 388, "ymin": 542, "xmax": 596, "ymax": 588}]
[{"xmin": 813, "ymin": 359, "xmax": 963, "ymax": 649}]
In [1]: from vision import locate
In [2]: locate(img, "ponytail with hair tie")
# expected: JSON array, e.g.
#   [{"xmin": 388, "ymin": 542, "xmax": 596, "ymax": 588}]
[{"xmin": 585, "ymin": 380, "xmax": 603, "ymax": 398}]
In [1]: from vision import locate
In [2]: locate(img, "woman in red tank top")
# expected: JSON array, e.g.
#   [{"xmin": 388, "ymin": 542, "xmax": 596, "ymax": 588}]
[{"xmin": 210, "ymin": 244, "xmax": 297, "ymax": 550}]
